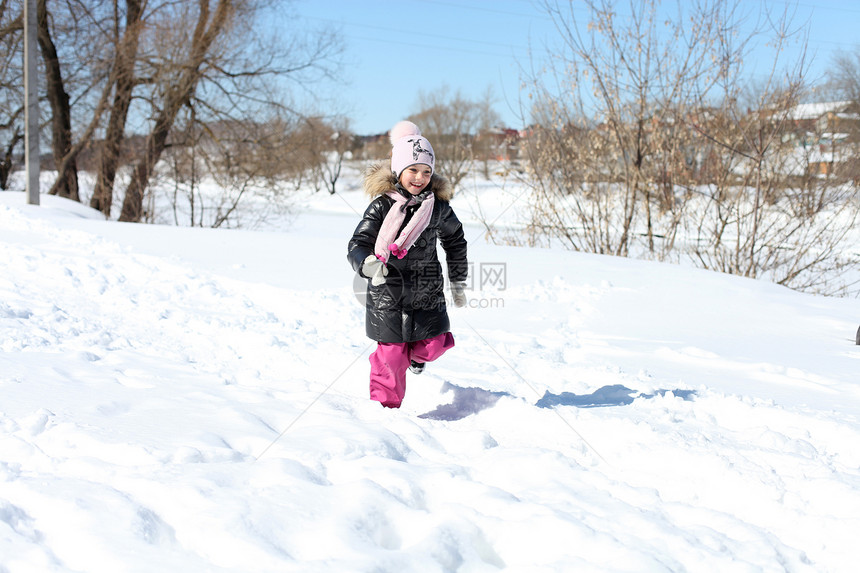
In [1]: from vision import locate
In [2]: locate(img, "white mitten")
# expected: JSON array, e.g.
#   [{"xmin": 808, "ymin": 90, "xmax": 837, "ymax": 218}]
[
  {"xmin": 362, "ymin": 254, "xmax": 388, "ymax": 286},
  {"xmin": 450, "ymin": 282, "xmax": 467, "ymax": 308}
]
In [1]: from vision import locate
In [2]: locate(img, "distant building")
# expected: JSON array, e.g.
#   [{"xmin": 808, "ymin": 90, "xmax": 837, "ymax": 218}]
[{"xmin": 787, "ymin": 101, "xmax": 860, "ymax": 178}]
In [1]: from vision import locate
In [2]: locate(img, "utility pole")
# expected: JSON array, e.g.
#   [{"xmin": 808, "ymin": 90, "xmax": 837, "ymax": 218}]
[{"xmin": 24, "ymin": 0, "xmax": 40, "ymax": 205}]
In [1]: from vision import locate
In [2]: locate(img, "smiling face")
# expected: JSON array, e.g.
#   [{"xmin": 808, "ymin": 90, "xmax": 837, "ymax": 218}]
[{"xmin": 398, "ymin": 164, "xmax": 433, "ymax": 195}]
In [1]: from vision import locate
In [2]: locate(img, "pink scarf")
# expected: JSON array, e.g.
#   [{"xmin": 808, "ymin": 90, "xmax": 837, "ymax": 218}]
[{"xmin": 374, "ymin": 190, "xmax": 435, "ymax": 263}]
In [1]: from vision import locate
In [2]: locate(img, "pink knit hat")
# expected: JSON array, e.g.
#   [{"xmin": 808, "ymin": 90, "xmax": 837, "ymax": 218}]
[{"xmin": 390, "ymin": 121, "xmax": 435, "ymax": 179}]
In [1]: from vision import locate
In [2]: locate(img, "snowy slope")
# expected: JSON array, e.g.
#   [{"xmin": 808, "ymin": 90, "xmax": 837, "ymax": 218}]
[{"xmin": 1, "ymin": 189, "xmax": 859, "ymax": 572}]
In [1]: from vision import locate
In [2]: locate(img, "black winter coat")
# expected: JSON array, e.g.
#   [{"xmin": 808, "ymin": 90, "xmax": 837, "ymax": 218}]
[{"xmin": 347, "ymin": 164, "xmax": 468, "ymax": 343}]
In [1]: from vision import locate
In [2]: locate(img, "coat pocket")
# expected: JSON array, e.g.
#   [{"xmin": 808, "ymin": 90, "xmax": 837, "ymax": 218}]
[{"xmin": 368, "ymin": 282, "xmax": 404, "ymax": 310}]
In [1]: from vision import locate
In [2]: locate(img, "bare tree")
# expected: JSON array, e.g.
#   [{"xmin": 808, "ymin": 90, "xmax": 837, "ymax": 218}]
[
  {"xmin": 4, "ymin": 0, "xmax": 341, "ymax": 222},
  {"xmin": 0, "ymin": 0, "xmax": 23, "ymax": 190},
  {"xmin": 0, "ymin": 124, "xmax": 20, "ymax": 190},
  {"xmin": 410, "ymin": 85, "xmax": 500, "ymax": 190},
  {"xmin": 825, "ymin": 49, "xmax": 860, "ymax": 184},
  {"xmin": 90, "ymin": 0, "xmax": 143, "ymax": 216},
  {"xmin": 306, "ymin": 116, "xmax": 355, "ymax": 195},
  {"xmin": 828, "ymin": 50, "xmax": 860, "ymax": 105},
  {"xmin": 118, "ymin": 0, "xmax": 234, "ymax": 222},
  {"xmin": 36, "ymin": 0, "xmax": 79, "ymax": 200},
  {"xmin": 18, "ymin": 0, "xmax": 122, "ymax": 202},
  {"xmin": 117, "ymin": 0, "xmax": 342, "ymax": 222}
]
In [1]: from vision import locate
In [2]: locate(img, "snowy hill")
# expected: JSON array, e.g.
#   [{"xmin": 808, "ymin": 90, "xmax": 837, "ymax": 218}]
[{"xmin": 1, "ymin": 188, "xmax": 859, "ymax": 572}]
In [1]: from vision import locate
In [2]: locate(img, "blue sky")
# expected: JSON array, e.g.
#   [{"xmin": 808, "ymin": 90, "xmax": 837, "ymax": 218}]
[{"xmin": 286, "ymin": 0, "xmax": 860, "ymax": 135}]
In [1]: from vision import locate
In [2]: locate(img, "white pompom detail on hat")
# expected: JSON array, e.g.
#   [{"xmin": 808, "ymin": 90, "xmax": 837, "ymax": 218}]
[{"xmin": 389, "ymin": 120, "xmax": 421, "ymax": 145}]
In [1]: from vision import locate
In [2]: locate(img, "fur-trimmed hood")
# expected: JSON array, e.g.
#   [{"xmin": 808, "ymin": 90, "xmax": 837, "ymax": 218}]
[{"xmin": 363, "ymin": 162, "xmax": 454, "ymax": 202}]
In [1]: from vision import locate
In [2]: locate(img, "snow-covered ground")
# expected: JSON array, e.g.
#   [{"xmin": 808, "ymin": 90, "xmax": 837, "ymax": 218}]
[{"xmin": 1, "ymin": 174, "xmax": 859, "ymax": 572}]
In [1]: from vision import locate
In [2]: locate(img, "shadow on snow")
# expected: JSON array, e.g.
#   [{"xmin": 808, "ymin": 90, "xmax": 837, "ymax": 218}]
[
  {"xmin": 419, "ymin": 382, "xmax": 696, "ymax": 421},
  {"xmin": 536, "ymin": 384, "xmax": 697, "ymax": 409},
  {"xmin": 419, "ymin": 382, "xmax": 510, "ymax": 421}
]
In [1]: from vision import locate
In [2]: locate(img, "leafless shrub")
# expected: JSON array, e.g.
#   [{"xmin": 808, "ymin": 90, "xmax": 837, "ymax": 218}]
[{"xmin": 519, "ymin": 0, "xmax": 860, "ymax": 295}]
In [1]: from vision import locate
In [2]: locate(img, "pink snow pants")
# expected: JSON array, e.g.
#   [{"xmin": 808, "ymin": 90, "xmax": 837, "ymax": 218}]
[{"xmin": 369, "ymin": 332, "xmax": 455, "ymax": 408}]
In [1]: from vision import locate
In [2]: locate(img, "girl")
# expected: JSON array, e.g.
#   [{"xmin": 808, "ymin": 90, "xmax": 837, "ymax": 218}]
[{"xmin": 348, "ymin": 121, "xmax": 468, "ymax": 408}]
